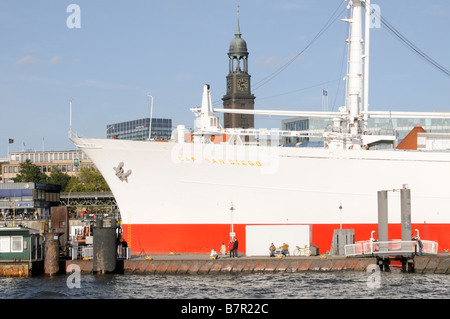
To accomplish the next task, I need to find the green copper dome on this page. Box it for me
[229,36,248,57]
[228,10,248,58]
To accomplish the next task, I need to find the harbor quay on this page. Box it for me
[0,192,447,276]
[2,252,450,277]
[59,253,450,275]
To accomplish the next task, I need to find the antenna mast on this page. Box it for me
[69,99,73,138]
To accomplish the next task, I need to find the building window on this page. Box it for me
[0,237,10,252]
[11,236,23,253]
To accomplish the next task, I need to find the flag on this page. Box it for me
[322,89,328,97]
[8,138,13,144]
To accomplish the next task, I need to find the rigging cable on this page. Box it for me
[367,3,450,78]
[211,78,340,107]
[331,36,348,112]
[252,1,347,91]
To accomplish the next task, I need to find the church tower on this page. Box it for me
[222,8,255,129]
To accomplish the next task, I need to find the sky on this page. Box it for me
[0,0,449,157]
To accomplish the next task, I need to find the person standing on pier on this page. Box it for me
[233,238,239,258]
[228,240,234,258]
[220,243,226,258]
[121,239,128,258]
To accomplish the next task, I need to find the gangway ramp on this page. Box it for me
[345,239,438,257]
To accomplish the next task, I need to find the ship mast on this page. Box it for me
[363,0,371,134]
[343,0,374,136]
[342,0,365,136]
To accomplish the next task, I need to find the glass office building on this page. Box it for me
[282,118,332,145]
[106,118,172,141]
[282,117,450,146]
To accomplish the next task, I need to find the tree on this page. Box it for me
[13,159,48,184]
[48,167,71,191]
[66,167,110,192]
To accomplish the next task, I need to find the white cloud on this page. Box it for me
[50,56,61,65]
[15,55,64,67]
[15,56,41,66]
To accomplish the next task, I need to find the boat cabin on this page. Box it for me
[0,227,43,261]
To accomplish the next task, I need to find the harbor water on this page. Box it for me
[1,271,449,299]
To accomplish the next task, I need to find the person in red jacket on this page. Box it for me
[228,240,234,258]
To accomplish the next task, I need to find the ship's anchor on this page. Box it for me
[113,162,132,182]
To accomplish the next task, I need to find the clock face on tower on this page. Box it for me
[237,78,249,91]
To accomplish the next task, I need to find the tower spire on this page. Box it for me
[223,6,254,129]
[235,5,241,37]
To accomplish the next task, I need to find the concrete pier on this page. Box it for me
[61,254,450,275]
[3,254,450,277]
[121,256,376,274]
[63,255,377,274]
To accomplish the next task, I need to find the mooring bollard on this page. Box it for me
[93,226,118,274]
[44,233,60,276]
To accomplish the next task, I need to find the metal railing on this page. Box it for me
[345,239,438,257]
[71,246,94,260]
[118,247,130,259]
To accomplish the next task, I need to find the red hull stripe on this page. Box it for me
[122,223,450,255]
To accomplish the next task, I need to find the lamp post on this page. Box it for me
[69,99,74,138]
[339,203,343,229]
[230,202,235,240]
[147,93,153,140]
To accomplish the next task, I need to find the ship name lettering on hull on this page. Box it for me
[177,156,261,167]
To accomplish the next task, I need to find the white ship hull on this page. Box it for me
[72,137,450,254]
[69,0,450,255]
